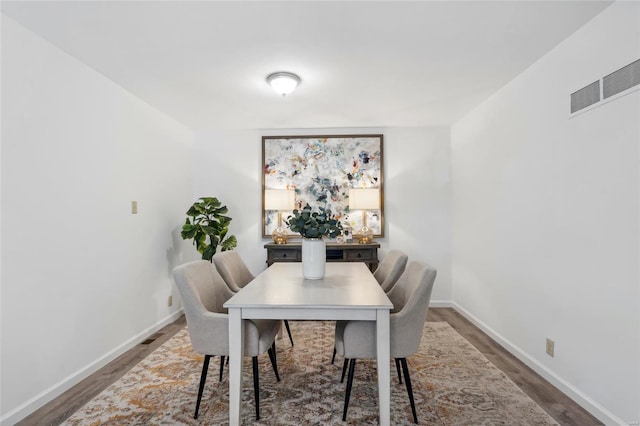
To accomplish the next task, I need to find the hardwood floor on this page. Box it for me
[17,316,187,426]
[427,308,601,426]
[18,308,600,425]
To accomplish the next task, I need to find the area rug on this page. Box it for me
[62,321,558,425]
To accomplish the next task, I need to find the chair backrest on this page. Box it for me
[213,250,255,292]
[172,260,229,355]
[373,250,408,292]
[388,261,437,359]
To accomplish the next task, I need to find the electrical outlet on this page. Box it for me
[546,338,555,357]
[131,200,138,214]
[168,295,173,307]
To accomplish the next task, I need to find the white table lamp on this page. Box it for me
[265,189,296,244]
[348,188,380,244]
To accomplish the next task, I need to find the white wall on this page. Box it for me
[192,127,452,302]
[7,1,634,423]
[0,16,195,424]
[451,2,639,424]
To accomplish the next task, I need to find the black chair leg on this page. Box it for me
[400,358,418,424]
[395,358,403,384]
[332,347,336,364]
[194,355,211,419]
[341,358,349,383]
[284,320,294,346]
[219,355,225,382]
[267,345,280,381]
[252,356,260,421]
[342,359,356,421]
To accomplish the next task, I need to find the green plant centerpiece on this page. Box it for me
[181,197,237,261]
[285,205,343,239]
[285,205,342,279]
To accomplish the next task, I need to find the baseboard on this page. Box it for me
[429,300,454,308]
[451,302,626,426]
[1,310,184,426]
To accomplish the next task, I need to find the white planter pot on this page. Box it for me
[302,238,326,279]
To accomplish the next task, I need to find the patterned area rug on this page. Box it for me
[63,321,558,425]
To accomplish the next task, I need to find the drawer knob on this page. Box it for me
[357,253,362,258]
[282,253,287,258]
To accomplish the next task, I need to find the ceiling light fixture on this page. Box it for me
[266,71,301,97]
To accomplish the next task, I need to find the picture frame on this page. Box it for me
[262,134,384,239]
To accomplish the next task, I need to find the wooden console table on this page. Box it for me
[264,242,380,271]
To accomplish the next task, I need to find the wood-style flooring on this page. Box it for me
[17,308,601,425]
[427,309,601,426]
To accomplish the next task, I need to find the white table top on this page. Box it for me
[224,262,392,310]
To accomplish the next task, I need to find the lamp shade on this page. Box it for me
[349,188,380,210]
[265,189,295,210]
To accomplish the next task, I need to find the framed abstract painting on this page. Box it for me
[262,134,384,239]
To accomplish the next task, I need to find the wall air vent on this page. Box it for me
[570,81,600,113]
[570,58,640,115]
[603,59,640,99]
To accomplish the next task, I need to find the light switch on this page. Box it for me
[546,338,554,357]
[131,201,138,214]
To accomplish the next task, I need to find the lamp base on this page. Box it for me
[357,226,373,244]
[272,226,288,245]
[358,235,374,244]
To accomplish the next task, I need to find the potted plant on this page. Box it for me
[285,205,342,279]
[180,197,237,261]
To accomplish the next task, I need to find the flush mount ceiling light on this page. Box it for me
[266,71,301,97]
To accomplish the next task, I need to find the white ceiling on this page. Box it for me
[2,1,613,130]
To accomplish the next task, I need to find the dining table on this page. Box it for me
[223,261,393,425]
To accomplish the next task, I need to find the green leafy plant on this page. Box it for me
[285,205,343,239]
[181,197,237,261]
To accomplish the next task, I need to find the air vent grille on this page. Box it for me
[570,58,640,115]
[603,59,640,99]
[571,81,600,113]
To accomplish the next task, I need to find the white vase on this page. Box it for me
[302,238,326,279]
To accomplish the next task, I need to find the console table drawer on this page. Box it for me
[345,248,376,261]
[269,248,300,261]
[265,242,379,271]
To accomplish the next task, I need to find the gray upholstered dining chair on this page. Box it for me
[334,261,437,424]
[374,249,408,293]
[173,260,281,421]
[330,249,409,365]
[213,250,294,347]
